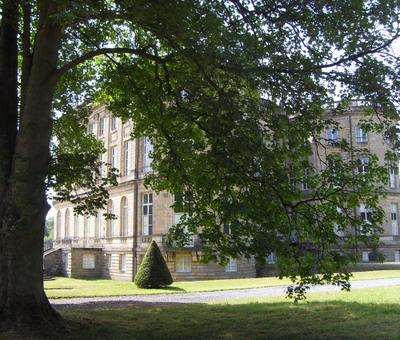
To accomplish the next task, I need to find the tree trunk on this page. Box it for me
[0,0,63,330]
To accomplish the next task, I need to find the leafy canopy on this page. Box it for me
[43,1,400,297]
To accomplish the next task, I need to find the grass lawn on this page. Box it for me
[44,269,400,299]
[12,285,398,339]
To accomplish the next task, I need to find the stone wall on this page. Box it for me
[70,248,102,279]
[102,251,134,281]
[43,248,62,277]
[164,252,256,281]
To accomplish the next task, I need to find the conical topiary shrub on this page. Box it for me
[134,240,173,288]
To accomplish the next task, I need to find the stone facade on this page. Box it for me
[317,103,400,262]
[51,103,400,282]
[52,105,256,281]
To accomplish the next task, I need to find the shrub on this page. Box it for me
[134,240,173,288]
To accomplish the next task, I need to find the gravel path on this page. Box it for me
[51,277,400,310]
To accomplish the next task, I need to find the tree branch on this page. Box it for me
[317,33,400,69]
[54,47,173,80]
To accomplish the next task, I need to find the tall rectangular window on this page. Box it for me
[123,141,132,176]
[355,126,368,143]
[176,254,191,273]
[100,153,107,176]
[111,116,117,130]
[106,254,112,270]
[74,214,79,238]
[99,117,105,136]
[302,167,310,190]
[110,146,118,170]
[144,137,153,172]
[143,193,153,235]
[95,211,101,238]
[88,123,95,135]
[389,165,398,188]
[119,254,126,272]
[391,203,398,236]
[360,204,372,235]
[360,204,372,223]
[358,158,369,175]
[84,215,90,239]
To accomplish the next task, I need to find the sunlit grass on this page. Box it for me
[44,270,400,299]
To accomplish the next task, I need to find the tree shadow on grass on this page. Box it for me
[55,300,400,340]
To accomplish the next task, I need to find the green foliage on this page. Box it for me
[44,217,54,241]
[90,0,400,298]
[24,0,400,297]
[49,106,118,217]
[134,241,173,288]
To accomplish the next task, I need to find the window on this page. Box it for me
[74,213,79,238]
[395,251,400,263]
[360,204,372,223]
[389,165,398,188]
[106,200,114,237]
[302,167,310,190]
[88,123,95,135]
[143,193,153,235]
[360,204,372,235]
[56,211,61,240]
[176,254,192,273]
[355,126,368,143]
[64,209,70,239]
[120,197,128,236]
[119,254,126,272]
[334,207,345,236]
[82,254,95,269]
[172,195,193,247]
[266,252,277,264]
[95,211,101,238]
[110,146,118,170]
[100,153,107,177]
[223,223,231,234]
[63,253,69,271]
[391,203,398,236]
[99,117,105,136]
[326,128,339,142]
[225,257,238,272]
[357,158,369,175]
[106,254,112,270]
[123,141,132,176]
[143,137,153,172]
[111,116,117,130]
[173,194,184,226]
[84,215,90,239]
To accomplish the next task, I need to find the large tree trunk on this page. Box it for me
[0,0,63,330]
